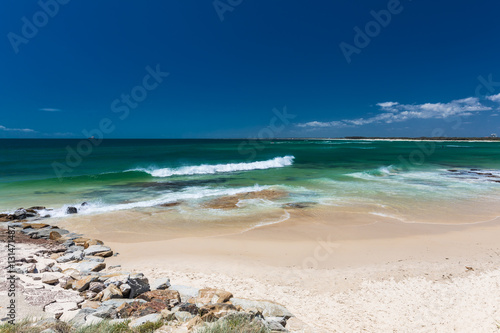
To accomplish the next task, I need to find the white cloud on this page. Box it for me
[39,108,61,112]
[486,93,500,103]
[0,125,35,133]
[298,96,494,128]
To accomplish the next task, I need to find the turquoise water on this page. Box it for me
[1,139,500,224]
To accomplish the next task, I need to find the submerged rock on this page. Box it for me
[66,207,78,214]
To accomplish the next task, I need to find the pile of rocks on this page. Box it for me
[1,219,294,332]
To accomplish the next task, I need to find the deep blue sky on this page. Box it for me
[1,0,500,138]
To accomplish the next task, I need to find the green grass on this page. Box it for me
[195,314,271,333]
[0,319,163,333]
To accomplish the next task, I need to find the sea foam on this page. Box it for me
[131,155,295,178]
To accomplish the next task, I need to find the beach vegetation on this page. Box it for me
[196,315,271,333]
[0,319,163,333]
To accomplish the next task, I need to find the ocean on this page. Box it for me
[1,139,500,228]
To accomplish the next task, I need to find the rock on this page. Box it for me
[128,273,150,298]
[59,276,76,289]
[26,263,37,273]
[60,308,96,327]
[199,303,238,319]
[120,283,131,298]
[101,298,147,308]
[84,256,105,263]
[169,285,200,303]
[42,273,60,285]
[56,250,84,263]
[84,245,111,256]
[66,245,85,253]
[89,282,105,293]
[73,275,98,292]
[81,291,98,300]
[62,268,82,280]
[44,301,79,315]
[128,313,163,328]
[136,289,181,303]
[265,319,288,331]
[81,202,89,206]
[159,201,181,207]
[73,237,90,246]
[202,189,288,209]
[23,222,49,229]
[285,317,310,331]
[94,250,113,257]
[93,304,117,318]
[84,239,104,249]
[190,288,232,305]
[49,231,62,240]
[50,253,62,260]
[161,308,176,321]
[101,284,123,301]
[62,240,75,248]
[229,298,293,319]
[81,300,101,309]
[175,311,195,322]
[13,208,27,219]
[186,315,203,330]
[281,202,314,209]
[28,206,46,210]
[66,206,78,214]
[85,314,104,325]
[104,274,130,287]
[151,278,171,290]
[70,261,106,273]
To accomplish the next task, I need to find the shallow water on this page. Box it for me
[1,139,500,227]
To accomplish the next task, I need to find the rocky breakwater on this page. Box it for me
[0,217,296,332]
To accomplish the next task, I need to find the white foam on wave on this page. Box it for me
[45,185,271,218]
[129,156,295,178]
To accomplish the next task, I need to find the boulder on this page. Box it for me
[120,283,131,298]
[161,308,176,321]
[41,274,60,285]
[151,278,171,290]
[128,273,150,298]
[169,285,199,303]
[80,301,101,309]
[189,288,232,305]
[66,245,85,253]
[69,261,106,273]
[73,237,90,246]
[59,276,76,289]
[84,239,103,249]
[56,250,84,263]
[89,282,105,293]
[128,313,163,328]
[73,275,98,292]
[101,284,123,301]
[84,245,111,256]
[229,298,294,319]
[13,209,27,219]
[66,207,78,214]
[175,311,195,322]
[44,301,79,315]
[94,250,113,257]
[186,315,204,330]
[136,289,180,303]
[104,274,129,287]
[28,206,46,211]
[199,303,238,319]
[49,231,62,240]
